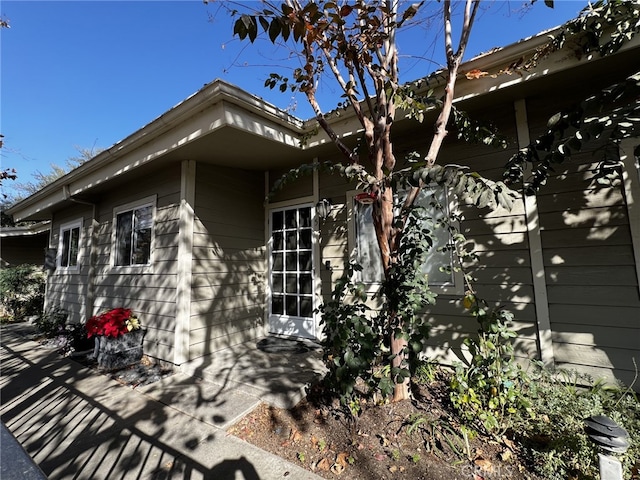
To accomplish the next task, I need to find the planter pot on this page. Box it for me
[93,329,145,371]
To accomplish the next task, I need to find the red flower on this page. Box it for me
[85,308,139,338]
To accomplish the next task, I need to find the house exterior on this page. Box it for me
[7,26,640,388]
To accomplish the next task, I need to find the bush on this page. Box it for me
[0,264,45,321]
[449,295,532,436]
[518,368,640,480]
[35,305,68,337]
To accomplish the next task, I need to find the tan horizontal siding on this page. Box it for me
[471,249,532,268]
[188,165,266,361]
[189,327,262,358]
[268,167,313,202]
[467,231,529,251]
[466,266,533,286]
[541,226,632,248]
[192,234,264,251]
[192,245,264,263]
[191,282,262,303]
[549,304,639,328]
[552,324,639,350]
[189,308,262,331]
[545,265,638,286]
[547,285,639,307]
[536,140,640,387]
[190,299,263,317]
[553,343,638,373]
[539,206,630,231]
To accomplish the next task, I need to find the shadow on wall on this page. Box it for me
[424,149,640,389]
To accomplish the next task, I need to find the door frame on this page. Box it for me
[266,197,320,340]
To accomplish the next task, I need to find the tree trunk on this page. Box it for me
[391,330,410,401]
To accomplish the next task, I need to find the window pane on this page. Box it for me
[415,187,453,285]
[299,229,312,249]
[285,231,297,250]
[273,232,283,251]
[285,252,297,271]
[285,210,297,228]
[299,274,312,294]
[69,227,80,267]
[300,297,312,317]
[422,248,454,285]
[354,186,455,285]
[272,295,284,315]
[272,211,283,231]
[286,274,297,293]
[272,274,283,293]
[61,229,71,267]
[299,251,312,271]
[115,211,133,266]
[286,295,298,316]
[272,252,283,271]
[299,207,311,227]
[132,206,152,265]
[356,202,384,283]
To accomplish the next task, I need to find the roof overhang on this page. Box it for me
[0,221,51,237]
[8,80,308,221]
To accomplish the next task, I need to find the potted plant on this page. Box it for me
[86,308,145,370]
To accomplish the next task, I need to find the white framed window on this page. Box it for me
[58,219,82,270]
[112,196,156,267]
[347,186,463,294]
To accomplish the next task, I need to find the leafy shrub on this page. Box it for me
[0,264,45,320]
[449,295,532,436]
[35,306,67,337]
[519,368,640,480]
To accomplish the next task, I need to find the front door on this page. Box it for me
[268,204,316,339]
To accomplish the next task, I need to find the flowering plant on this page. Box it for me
[85,308,140,338]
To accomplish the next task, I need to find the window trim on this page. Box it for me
[346,189,463,296]
[111,195,157,270]
[57,218,83,271]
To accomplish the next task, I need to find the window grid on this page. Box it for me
[270,206,314,319]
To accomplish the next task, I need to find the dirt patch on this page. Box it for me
[228,374,542,480]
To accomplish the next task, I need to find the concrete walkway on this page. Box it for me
[0,326,324,480]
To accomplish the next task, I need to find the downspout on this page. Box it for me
[63,185,97,322]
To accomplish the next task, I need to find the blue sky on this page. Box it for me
[1,1,587,199]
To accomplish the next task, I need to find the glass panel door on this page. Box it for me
[269,204,315,338]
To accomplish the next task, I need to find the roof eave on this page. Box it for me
[7,79,306,221]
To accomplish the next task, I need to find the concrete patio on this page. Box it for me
[0,323,326,480]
